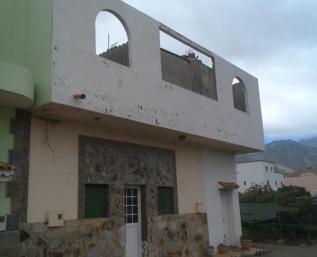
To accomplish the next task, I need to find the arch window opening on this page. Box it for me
[232,77,247,112]
[159,30,217,100]
[95,11,129,67]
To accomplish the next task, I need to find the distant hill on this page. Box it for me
[299,136,317,149]
[236,138,317,171]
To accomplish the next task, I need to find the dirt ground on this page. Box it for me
[255,243,317,257]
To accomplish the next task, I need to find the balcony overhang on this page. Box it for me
[33,103,264,154]
[0,60,34,108]
[218,181,239,190]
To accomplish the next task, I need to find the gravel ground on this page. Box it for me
[255,244,317,257]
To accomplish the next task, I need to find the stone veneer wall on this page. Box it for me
[8,109,31,224]
[9,213,208,257]
[149,213,209,257]
[78,136,178,244]
[19,218,124,257]
[0,109,31,254]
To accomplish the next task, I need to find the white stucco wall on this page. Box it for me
[202,150,242,248]
[236,161,284,192]
[27,117,206,223]
[49,0,264,152]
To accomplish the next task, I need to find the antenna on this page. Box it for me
[108,33,110,50]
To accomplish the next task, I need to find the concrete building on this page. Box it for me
[236,161,284,192]
[0,0,264,256]
[285,176,317,197]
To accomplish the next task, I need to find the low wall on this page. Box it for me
[19,218,125,257]
[149,213,209,257]
[1,213,209,257]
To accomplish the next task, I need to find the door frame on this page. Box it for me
[220,190,234,245]
[125,186,142,257]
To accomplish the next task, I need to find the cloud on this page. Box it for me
[118,0,317,138]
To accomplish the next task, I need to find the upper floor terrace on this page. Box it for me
[0,0,264,153]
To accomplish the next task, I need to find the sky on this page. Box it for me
[96,0,317,142]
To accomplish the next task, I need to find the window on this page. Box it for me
[275,181,278,186]
[159,30,217,100]
[267,180,270,185]
[96,11,129,66]
[243,181,247,186]
[158,187,175,215]
[85,184,109,218]
[265,166,268,172]
[232,77,247,112]
[281,182,283,186]
[125,188,139,224]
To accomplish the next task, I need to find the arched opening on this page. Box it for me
[232,77,247,112]
[95,11,129,67]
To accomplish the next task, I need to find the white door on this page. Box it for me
[220,191,230,245]
[125,187,142,257]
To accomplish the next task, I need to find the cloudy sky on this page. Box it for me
[97,0,317,142]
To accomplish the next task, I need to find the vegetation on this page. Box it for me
[240,185,317,243]
[240,184,311,204]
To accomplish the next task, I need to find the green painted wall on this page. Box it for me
[0,0,52,215]
[0,106,14,163]
[0,184,10,215]
[0,60,34,107]
[0,105,15,214]
[0,0,52,105]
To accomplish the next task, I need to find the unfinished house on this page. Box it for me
[0,0,264,256]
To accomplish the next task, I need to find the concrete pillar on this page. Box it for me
[202,149,242,252]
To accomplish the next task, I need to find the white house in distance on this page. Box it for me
[236,160,284,192]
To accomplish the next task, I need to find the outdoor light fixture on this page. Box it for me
[73,93,86,100]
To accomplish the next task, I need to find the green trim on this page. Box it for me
[0,183,10,214]
[0,0,52,106]
[0,60,34,108]
[0,106,14,162]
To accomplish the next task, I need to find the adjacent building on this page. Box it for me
[0,0,264,256]
[236,160,284,192]
[285,176,317,197]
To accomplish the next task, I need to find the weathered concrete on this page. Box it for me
[102,45,217,100]
[232,80,247,112]
[161,50,217,100]
[47,0,264,153]
[100,43,129,67]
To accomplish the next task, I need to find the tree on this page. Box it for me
[239,184,275,203]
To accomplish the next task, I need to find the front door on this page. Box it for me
[125,187,142,257]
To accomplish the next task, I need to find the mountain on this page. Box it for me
[274,164,297,175]
[236,139,317,170]
[299,136,317,149]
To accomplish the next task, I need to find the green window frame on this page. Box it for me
[158,187,175,215]
[85,184,110,218]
